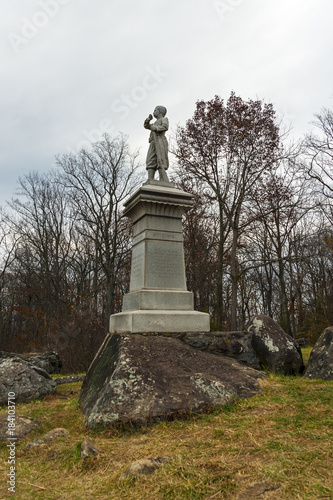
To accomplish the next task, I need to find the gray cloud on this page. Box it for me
[1,0,332,204]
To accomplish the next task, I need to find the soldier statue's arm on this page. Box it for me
[144,114,153,129]
[149,117,169,133]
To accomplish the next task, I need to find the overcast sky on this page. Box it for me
[0,0,332,206]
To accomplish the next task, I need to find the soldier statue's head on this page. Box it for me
[154,106,167,118]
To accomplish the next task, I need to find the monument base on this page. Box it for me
[123,290,194,311]
[109,310,210,333]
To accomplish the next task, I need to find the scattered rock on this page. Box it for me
[0,351,61,374]
[305,326,333,380]
[124,456,170,478]
[238,482,281,498]
[24,428,69,449]
[55,375,85,385]
[182,331,261,370]
[0,414,42,442]
[79,333,264,429]
[80,438,101,460]
[0,358,57,404]
[247,315,304,375]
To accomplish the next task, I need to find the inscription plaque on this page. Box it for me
[130,243,145,291]
[145,240,186,289]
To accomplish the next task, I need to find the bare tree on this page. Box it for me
[4,171,76,347]
[56,133,143,327]
[173,175,219,316]
[249,166,313,335]
[174,92,281,330]
[304,107,333,223]
[0,206,19,348]
[1,134,142,368]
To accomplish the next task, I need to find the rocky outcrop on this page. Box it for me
[0,351,61,374]
[181,331,261,370]
[79,333,264,429]
[247,315,304,375]
[0,357,57,404]
[305,326,333,380]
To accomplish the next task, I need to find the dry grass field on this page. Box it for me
[1,354,332,499]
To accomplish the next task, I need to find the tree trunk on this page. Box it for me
[230,225,239,331]
[277,249,291,335]
[216,204,225,329]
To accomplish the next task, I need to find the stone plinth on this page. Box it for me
[110,310,210,333]
[109,181,210,333]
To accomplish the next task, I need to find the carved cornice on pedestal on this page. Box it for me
[124,184,194,222]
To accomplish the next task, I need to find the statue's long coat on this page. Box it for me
[146,117,169,171]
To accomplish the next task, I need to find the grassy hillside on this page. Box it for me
[1,372,332,499]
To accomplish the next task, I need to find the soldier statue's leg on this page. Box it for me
[147,168,155,180]
[158,167,169,182]
[146,142,157,180]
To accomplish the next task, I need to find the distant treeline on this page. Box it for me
[1,94,332,372]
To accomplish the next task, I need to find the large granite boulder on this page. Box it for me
[247,315,304,375]
[0,351,61,374]
[26,352,62,374]
[0,357,57,404]
[79,333,264,429]
[305,326,333,380]
[181,331,261,370]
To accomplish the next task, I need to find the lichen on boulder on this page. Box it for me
[305,326,333,380]
[0,351,61,374]
[79,333,264,429]
[247,315,304,375]
[0,357,56,404]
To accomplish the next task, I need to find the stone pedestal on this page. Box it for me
[109,180,210,333]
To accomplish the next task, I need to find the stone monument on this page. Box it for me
[109,106,210,333]
[79,107,265,429]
